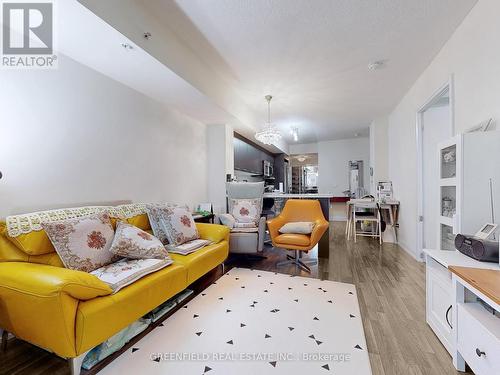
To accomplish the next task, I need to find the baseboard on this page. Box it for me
[397,241,422,262]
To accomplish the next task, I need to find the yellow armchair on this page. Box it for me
[267,199,329,272]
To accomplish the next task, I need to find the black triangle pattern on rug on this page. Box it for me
[226,309,232,313]
[265,334,271,338]
[313,317,319,320]
[288,327,294,331]
[240,323,246,327]
[193,314,199,318]
[203,365,212,373]
[269,361,277,367]
[328,300,333,303]
[195,332,203,336]
[131,348,139,353]
[309,334,315,339]
[350,314,356,318]
[270,309,280,313]
[201,293,206,296]
[316,340,323,345]
[322,364,330,371]
[153,357,160,363]
[226,340,233,345]
[355,344,363,350]
[294,299,299,302]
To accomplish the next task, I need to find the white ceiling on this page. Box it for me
[57,1,232,126]
[158,0,477,143]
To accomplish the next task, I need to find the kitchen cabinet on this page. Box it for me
[233,134,275,174]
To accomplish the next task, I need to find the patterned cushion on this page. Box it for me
[145,204,169,244]
[229,198,262,224]
[109,221,170,260]
[90,258,173,293]
[158,205,199,246]
[42,213,117,272]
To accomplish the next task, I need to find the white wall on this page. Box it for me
[388,0,500,259]
[369,117,389,193]
[0,54,208,217]
[317,137,370,196]
[207,124,234,214]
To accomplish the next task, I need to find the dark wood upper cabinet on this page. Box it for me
[234,133,275,174]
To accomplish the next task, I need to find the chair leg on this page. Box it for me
[1,330,8,353]
[68,350,90,375]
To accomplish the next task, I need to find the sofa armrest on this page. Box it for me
[196,223,230,244]
[0,262,112,357]
[0,262,112,300]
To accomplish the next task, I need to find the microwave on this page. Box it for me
[263,160,273,177]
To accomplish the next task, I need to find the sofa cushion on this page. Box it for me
[125,213,151,231]
[109,222,170,260]
[170,241,228,284]
[42,213,117,272]
[275,233,311,247]
[75,263,187,354]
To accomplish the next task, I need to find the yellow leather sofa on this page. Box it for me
[0,206,229,367]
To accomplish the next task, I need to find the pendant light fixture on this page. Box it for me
[255,95,281,145]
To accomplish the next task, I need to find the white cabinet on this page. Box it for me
[456,303,500,375]
[426,255,454,354]
[437,131,500,251]
[424,249,500,359]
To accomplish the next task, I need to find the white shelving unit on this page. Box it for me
[437,136,462,251]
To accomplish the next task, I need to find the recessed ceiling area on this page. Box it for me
[167,0,476,143]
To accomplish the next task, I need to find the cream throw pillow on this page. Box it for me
[229,198,261,224]
[42,212,117,272]
[278,221,315,235]
[109,221,170,260]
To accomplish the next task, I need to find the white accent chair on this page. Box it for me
[223,182,266,255]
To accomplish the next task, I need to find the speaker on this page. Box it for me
[455,234,499,263]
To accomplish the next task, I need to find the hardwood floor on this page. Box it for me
[0,222,469,375]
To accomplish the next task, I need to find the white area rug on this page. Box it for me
[100,268,372,375]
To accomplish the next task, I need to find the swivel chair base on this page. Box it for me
[277,250,317,273]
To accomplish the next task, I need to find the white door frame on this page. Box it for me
[415,75,455,259]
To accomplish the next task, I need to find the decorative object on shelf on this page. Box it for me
[442,196,456,218]
[465,117,494,133]
[254,95,281,145]
[443,149,456,163]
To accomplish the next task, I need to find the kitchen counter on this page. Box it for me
[263,193,334,198]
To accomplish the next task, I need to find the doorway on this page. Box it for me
[416,79,454,258]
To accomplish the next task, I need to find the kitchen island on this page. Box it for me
[263,193,333,258]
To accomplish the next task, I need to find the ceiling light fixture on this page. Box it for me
[255,95,281,145]
[121,43,134,50]
[368,60,385,71]
[291,127,299,142]
[296,155,307,162]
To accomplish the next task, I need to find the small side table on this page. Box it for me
[193,213,215,224]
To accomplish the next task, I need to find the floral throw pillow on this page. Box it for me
[146,204,169,244]
[229,198,262,224]
[109,221,170,260]
[42,212,117,273]
[157,205,199,246]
